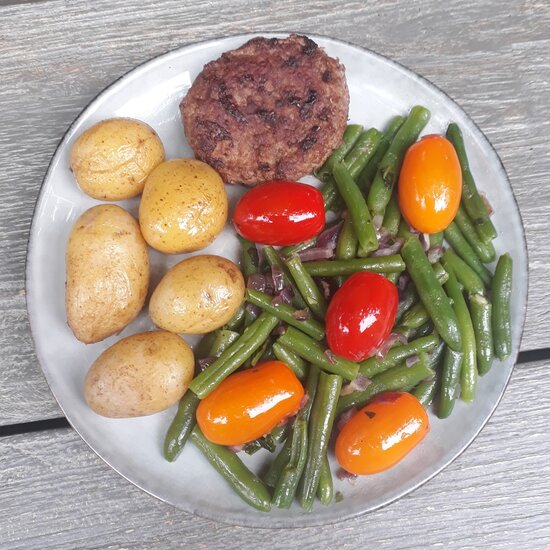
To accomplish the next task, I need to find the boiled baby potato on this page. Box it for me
[70,117,165,200]
[150,255,244,334]
[84,330,194,418]
[139,159,228,254]
[66,204,149,344]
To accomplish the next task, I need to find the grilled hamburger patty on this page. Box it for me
[180,35,349,185]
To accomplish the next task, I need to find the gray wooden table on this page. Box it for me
[1,0,549,548]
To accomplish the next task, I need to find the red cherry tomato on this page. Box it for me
[326,272,398,362]
[233,181,325,246]
[398,134,462,234]
[196,360,304,446]
[335,392,429,475]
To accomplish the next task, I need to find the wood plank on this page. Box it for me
[0,0,548,424]
[1,360,549,548]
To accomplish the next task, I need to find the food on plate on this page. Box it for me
[138,158,228,254]
[233,181,325,246]
[84,330,194,418]
[325,272,398,362]
[196,360,304,446]
[65,204,149,344]
[149,255,244,334]
[335,392,429,475]
[69,117,165,200]
[180,34,349,185]
[398,135,462,233]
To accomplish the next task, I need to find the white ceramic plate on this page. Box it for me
[26,34,528,527]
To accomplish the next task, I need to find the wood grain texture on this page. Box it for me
[0,0,547,422]
[1,359,548,549]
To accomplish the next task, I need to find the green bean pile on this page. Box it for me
[163,108,513,512]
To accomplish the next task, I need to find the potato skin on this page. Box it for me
[150,255,245,334]
[66,205,149,344]
[84,331,194,418]
[70,118,165,200]
[139,159,228,254]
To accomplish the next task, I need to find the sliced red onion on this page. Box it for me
[406,355,420,368]
[245,302,261,320]
[197,357,216,372]
[324,349,337,365]
[271,286,293,306]
[247,273,267,292]
[336,407,357,432]
[337,468,358,482]
[375,332,408,359]
[298,246,334,262]
[397,273,410,292]
[318,278,333,300]
[427,245,445,264]
[372,237,404,257]
[316,221,343,250]
[299,392,310,411]
[292,308,311,320]
[377,226,392,245]
[228,444,245,453]
[271,265,285,292]
[480,192,494,215]
[420,232,431,252]
[272,323,287,336]
[246,245,259,269]
[340,374,372,396]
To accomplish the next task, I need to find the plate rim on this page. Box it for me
[25,31,529,528]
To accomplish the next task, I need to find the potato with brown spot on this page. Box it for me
[149,255,244,334]
[70,118,165,200]
[84,331,194,418]
[66,204,149,343]
[139,159,228,254]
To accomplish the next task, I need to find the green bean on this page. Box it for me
[398,301,430,331]
[264,440,292,488]
[303,256,405,277]
[272,417,308,508]
[444,221,492,286]
[239,236,259,278]
[367,106,431,216]
[469,293,494,375]
[246,289,324,341]
[277,327,359,381]
[193,332,217,360]
[299,372,342,511]
[410,321,435,340]
[432,262,449,285]
[412,353,440,407]
[358,115,406,192]
[397,219,414,240]
[492,253,513,360]
[395,285,419,323]
[190,313,279,398]
[337,357,433,415]
[286,254,327,319]
[208,329,241,357]
[316,457,334,505]
[401,237,462,351]
[280,238,316,259]
[382,192,402,237]
[426,339,446,370]
[224,304,245,331]
[437,347,464,418]
[443,263,477,403]
[386,272,401,285]
[454,205,496,263]
[446,123,497,242]
[321,180,343,213]
[316,124,364,183]
[272,342,308,381]
[263,246,307,309]
[189,427,271,512]
[333,163,378,255]
[443,249,485,295]
[163,391,200,462]
[343,128,383,179]
[360,334,439,378]
[430,232,444,247]
[336,216,358,260]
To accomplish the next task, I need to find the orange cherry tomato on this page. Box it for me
[398,135,462,234]
[196,360,304,446]
[335,392,429,475]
